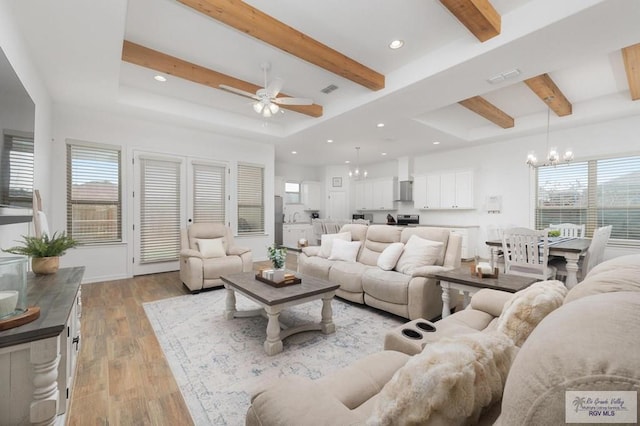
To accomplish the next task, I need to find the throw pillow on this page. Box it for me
[394,235,444,275]
[196,238,226,258]
[496,280,567,347]
[328,239,361,262]
[368,331,516,426]
[377,242,405,271]
[319,231,351,258]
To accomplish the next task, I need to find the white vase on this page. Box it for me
[272,268,285,283]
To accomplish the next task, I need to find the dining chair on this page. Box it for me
[501,227,556,280]
[549,223,586,238]
[551,225,612,283]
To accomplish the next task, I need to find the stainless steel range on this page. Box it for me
[396,214,419,226]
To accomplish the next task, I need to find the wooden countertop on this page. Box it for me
[0,266,84,348]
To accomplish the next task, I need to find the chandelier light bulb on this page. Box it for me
[253,102,264,114]
[268,103,279,114]
[564,149,574,162]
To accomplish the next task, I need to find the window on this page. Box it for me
[237,163,264,234]
[1,131,34,208]
[536,155,640,245]
[284,181,300,204]
[193,162,226,224]
[67,142,121,244]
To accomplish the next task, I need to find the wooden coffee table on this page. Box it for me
[220,271,339,356]
[434,267,538,318]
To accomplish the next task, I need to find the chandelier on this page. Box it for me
[348,147,368,179]
[252,99,279,117]
[526,98,574,168]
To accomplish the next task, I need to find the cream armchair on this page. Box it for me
[179,223,252,293]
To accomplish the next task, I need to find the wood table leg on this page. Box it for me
[320,295,335,334]
[224,287,237,320]
[264,307,283,356]
[564,253,581,289]
[441,281,451,318]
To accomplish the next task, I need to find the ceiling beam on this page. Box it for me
[121,40,323,118]
[459,96,514,128]
[524,74,572,116]
[177,0,385,91]
[439,0,501,42]
[622,43,640,101]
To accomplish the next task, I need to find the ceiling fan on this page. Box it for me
[219,62,313,117]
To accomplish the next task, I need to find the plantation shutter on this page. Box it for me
[139,157,181,263]
[66,143,121,243]
[2,131,34,207]
[193,162,226,224]
[237,163,264,234]
[535,161,588,231]
[593,156,640,241]
[536,155,640,244]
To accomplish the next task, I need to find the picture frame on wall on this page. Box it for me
[332,177,342,188]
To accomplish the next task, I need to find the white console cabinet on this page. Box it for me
[283,223,313,248]
[0,267,84,426]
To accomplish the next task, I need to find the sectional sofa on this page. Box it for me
[297,224,462,320]
[247,253,640,425]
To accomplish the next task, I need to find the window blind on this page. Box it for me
[66,143,121,243]
[237,163,264,234]
[139,157,181,263]
[193,162,226,224]
[1,132,34,207]
[536,155,640,244]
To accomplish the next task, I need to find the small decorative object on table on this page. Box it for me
[470,260,499,278]
[548,229,561,237]
[2,231,78,275]
[266,244,288,283]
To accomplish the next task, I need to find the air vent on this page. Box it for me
[321,84,339,94]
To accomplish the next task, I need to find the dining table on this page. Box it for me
[485,237,591,288]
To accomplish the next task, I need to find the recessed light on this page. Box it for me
[377,123,385,128]
[154,75,167,82]
[291,151,297,154]
[433,141,441,145]
[389,40,404,49]
[381,152,387,156]
[345,160,350,164]
[327,139,333,143]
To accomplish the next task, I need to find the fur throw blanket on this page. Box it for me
[496,280,567,347]
[368,332,516,426]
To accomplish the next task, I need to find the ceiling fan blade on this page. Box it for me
[265,77,284,97]
[274,97,313,106]
[219,84,260,100]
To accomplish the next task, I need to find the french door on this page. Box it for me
[132,151,228,276]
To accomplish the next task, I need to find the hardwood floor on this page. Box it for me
[67,254,299,425]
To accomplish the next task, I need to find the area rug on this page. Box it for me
[143,289,405,425]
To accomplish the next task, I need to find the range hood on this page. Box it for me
[396,181,413,202]
[395,157,413,201]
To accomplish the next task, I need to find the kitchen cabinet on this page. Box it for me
[413,174,441,209]
[354,177,397,211]
[301,181,322,211]
[283,223,312,248]
[413,170,473,210]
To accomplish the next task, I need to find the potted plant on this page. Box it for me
[2,232,78,275]
[266,244,287,282]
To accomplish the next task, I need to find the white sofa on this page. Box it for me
[247,254,640,426]
[298,224,462,320]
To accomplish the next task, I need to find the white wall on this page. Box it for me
[0,3,53,257]
[51,105,275,283]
